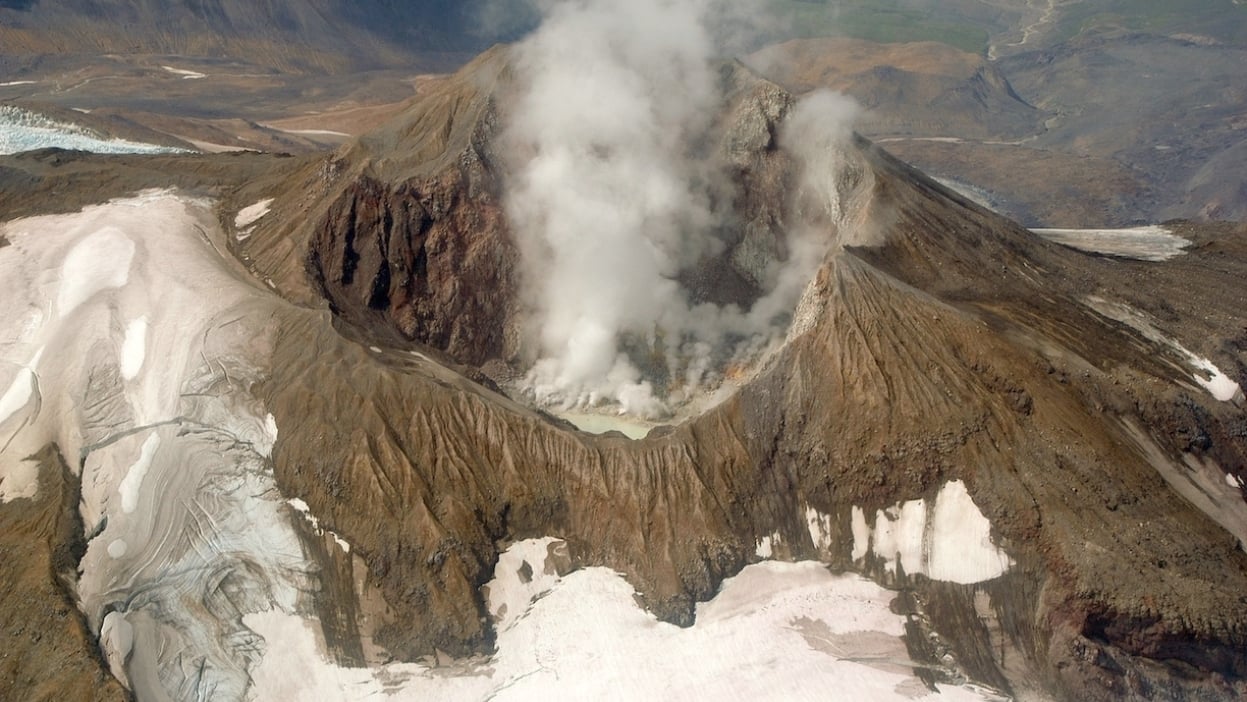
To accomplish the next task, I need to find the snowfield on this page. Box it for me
[247,542,1004,702]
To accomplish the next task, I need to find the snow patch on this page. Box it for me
[286,495,347,551]
[118,433,160,514]
[0,458,39,502]
[854,480,1012,584]
[330,532,351,553]
[1033,226,1190,262]
[755,533,779,559]
[1188,355,1242,402]
[805,506,834,553]
[234,199,273,229]
[161,66,206,79]
[850,506,870,561]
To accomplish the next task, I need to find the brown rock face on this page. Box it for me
[243,50,1247,702]
[0,447,128,702]
[310,168,516,366]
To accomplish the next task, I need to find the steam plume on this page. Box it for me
[500,0,862,418]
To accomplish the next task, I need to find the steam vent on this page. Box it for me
[1,2,1246,701]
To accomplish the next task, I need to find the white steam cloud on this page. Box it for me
[501,0,862,419]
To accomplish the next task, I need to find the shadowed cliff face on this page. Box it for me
[229,47,1247,701]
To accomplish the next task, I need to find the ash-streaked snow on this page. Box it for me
[0,106,190,156]
[1085,296,1244,403]
[1121,418,1247,553]
[246,542,1004,701]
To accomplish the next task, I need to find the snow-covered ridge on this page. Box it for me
[0,105,190,156]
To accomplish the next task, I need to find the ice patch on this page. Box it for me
[854,480,1012,584]
[1121,419,1247,552]
[120,316,147,381]
[118,433,161,514]
[57,227,136,314]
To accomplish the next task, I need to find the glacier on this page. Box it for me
[0,105,190,156]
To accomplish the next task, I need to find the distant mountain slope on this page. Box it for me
[0,0,514,71]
